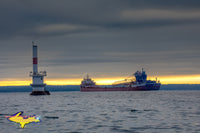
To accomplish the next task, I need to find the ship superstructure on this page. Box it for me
[30,42,50,95]
[80,75,98,88]
[80,69,161,91]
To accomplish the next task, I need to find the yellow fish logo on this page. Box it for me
[5,111,41,128]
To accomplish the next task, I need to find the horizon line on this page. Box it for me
[0,74,200,86]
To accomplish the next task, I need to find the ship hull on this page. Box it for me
[80,84,160,92]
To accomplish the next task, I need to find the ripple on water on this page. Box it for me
[44,116,59,119]
[1,91,200,133]
[130,109,158,113]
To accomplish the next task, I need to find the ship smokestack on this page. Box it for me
[30,42,50,95]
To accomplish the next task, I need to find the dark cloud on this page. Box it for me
[0,0,200,80]
[1,0,200,38]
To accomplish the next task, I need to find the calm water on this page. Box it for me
[0,91,200,133]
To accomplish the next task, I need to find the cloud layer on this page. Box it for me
[0,0,200,80]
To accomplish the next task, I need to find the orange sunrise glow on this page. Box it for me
[0,75,200,86]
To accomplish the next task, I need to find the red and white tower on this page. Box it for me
[30,42,50,95]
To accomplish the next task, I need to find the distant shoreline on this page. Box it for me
[0,84,200,92]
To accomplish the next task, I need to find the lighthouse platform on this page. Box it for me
[30,43,50,95]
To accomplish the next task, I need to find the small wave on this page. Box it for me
[130,109,158,112]
[143,109,157,112]
[130,109,139,112]
[0,113,10,116]
[44,116,59,119]
[54,110,65,112]
[42,111,48,113]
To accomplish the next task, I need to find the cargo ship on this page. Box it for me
[80,69,161,91]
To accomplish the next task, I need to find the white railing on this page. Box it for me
[29,71,47,76]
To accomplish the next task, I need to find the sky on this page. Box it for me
[0,0,200,86]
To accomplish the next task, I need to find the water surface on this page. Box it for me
[0,91,200,133]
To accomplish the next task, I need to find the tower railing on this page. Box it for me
[29,71,47,76]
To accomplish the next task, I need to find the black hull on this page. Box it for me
[30,91,50,95]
